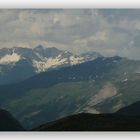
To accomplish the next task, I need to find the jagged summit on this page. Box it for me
[0,45,101,84]
[34,44,44,49]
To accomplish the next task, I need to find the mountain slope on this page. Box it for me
[34,101,140,131]
[0,56,125,129]
[0,108,24,131]
[0,56,122,103]
[1,56,140,129]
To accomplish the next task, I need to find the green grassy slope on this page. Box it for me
[3,77,140,129]
[2,81,100,129]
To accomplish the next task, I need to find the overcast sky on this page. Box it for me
[1,9,140,59]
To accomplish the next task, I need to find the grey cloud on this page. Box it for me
[0,9,140,59]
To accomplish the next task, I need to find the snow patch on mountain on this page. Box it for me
[35,52,44,60]
[32,55,68,73]
[0,46,102,73]
[69,56,84,65]
[33,53,85,73]
[0,52,21,65]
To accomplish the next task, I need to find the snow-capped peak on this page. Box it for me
[0,52,21,65]
[0,46,102,73]
[32,53,85,73]
[69,56,84,65]
[32,56,68,73]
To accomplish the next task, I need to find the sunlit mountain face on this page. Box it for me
[0,45,101,85]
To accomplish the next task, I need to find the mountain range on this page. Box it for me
[0,46,140,130]
[0,45,101,85]
[1,53,140,129]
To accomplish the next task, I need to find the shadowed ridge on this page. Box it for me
[33,113,140,131]
[116,101,140,116]
[0,108,24,131]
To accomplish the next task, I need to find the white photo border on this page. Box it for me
[0,0,140,140]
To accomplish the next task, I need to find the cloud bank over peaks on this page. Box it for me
[0,9,140,59]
